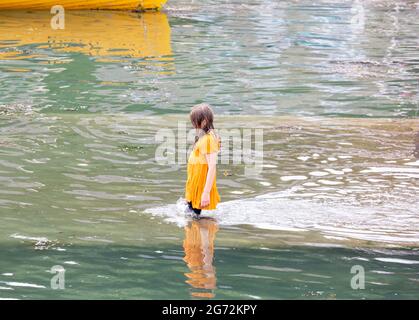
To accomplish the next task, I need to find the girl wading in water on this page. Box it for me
[185,104,221,217]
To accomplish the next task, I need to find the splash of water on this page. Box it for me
[145,185,419,246]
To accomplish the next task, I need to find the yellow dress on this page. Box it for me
[185,132,220,210]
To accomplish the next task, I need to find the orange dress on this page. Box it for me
[185,132,220,210]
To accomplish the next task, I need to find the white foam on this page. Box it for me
[10,234,48,242]
[375,258,419,265]
[297,156,310,161]
[324,169,345,175]
[0,281,45,289]
[318,179,343,185]
[144,188,419,245]
[309,171,329,177]
[280,175,307,181]
[361,167,419,174]
[0,287,13,290]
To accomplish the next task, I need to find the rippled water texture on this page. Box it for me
[0,0,418,299]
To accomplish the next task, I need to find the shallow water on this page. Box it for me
[0,0,419,299]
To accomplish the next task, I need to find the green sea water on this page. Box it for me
[0,0,418,299]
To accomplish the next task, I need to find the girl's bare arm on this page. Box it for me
[201,152,217,207]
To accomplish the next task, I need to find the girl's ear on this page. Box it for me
[201,119,207,129]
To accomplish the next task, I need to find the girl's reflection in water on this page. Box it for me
[183,217,219,299]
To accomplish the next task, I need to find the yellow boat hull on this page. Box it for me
[0,0,167,11]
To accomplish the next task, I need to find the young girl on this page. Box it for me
[185,103,220,216]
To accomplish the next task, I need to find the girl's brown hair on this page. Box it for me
[190,103,215,133]
[190,103,217,144]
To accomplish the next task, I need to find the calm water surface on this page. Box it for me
[0,0,418,299]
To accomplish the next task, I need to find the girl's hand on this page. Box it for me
[201,191,210,208]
